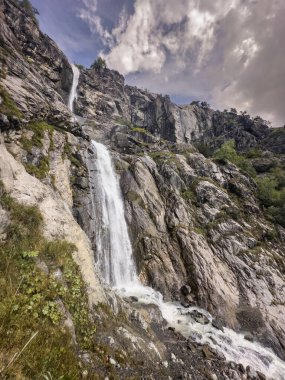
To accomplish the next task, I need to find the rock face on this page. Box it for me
[0,0,73,124]
[1,0,285,378]
[75,66,284,153]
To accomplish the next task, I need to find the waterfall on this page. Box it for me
[88,141,137,286]
[68,64,80,113]
[89,140,285,380]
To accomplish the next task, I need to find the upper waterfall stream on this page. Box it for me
[68,64,80,113]
[68,62,285,380]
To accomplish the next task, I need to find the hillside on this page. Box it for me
[0,1,285,379]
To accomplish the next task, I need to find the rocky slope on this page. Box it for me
[0,1,285,379]
[74,57,285,360]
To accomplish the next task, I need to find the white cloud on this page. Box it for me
[79,0,285,127]
[79,0,114,46]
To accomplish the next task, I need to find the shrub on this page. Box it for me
[214,140,256,177]
[20,0,39,20]
[194,142,212,158]
[91,56,107,70]
[256,164,285,227]
[0,85,23,118]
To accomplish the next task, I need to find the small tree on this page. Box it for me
[200,101,210,109]
[20,0,39,17]
[91,57,107,70]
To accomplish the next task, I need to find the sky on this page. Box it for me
[31,0,285,127]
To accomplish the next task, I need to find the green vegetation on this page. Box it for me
[213,141,285,227]
[256,166,285,227]
[214,140,256,177]
[63,140,81,168]
[0,182,94,378]
[20,121,54,152]
[194,142,213,158]
[116,117,132,127]
[131,126,151,135]
[91,56,107,70]
[149,150,175,161]
[25,156,50,180]
[19,121,56,180]
[245,147,263,159]
[0,85,23,118]
[181,189,197,205]
[19,0,39,22]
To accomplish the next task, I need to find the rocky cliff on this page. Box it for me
[0,1,285,379]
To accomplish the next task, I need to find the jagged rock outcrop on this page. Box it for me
[75,65,284,154]
[0,0,73,125]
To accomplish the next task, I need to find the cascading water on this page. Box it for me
[68,63,285,379]
[88,141,137,286]
[89,141,285,380]
[68,64,80,113]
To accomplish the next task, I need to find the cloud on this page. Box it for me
[79,0,114,46]
[79,0,285,126]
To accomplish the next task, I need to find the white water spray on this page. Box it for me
[68,64,80,113]
[89,141,137,286]
[89,140,285,380]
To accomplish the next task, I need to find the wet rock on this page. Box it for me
[228,370,240,380]
[244,332,254,342]
[246,366,258,379]
[202,346,216,360]
[256,371,266,380]
[212,319,224,332]
[0,113,9,130]
[124,296,139,303]
[180,284,192,296]
[237,364,246,374]
[188,310,210,325]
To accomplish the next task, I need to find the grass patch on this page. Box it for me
[25,156,50,180]
[20,121,54,152]
[19,121,57,180]
[0,85,23,118]
[0,182,94,378]
[131,126,151,136]
[181,189,197,205]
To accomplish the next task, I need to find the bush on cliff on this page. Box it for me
[19,0,39,21]
[214,140,256,177]
[91,56,107,70]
